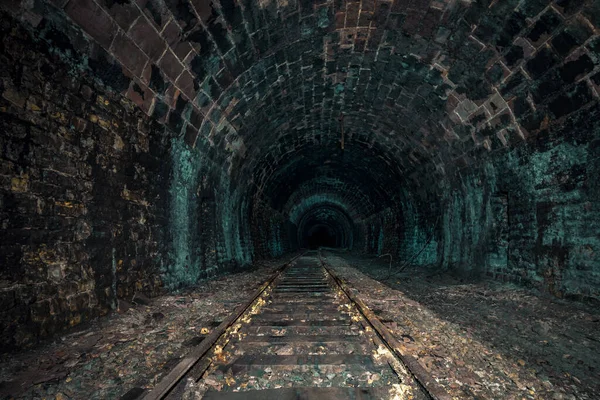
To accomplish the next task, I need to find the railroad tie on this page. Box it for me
[144,252,447,400]
[196,255,424,400]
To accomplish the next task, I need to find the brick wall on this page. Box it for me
[250,197,291,259]
[440,102,600,301]
[0,15,172,350]
[0,11,284,350]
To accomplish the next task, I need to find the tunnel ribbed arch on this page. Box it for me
[201,51,454,188]
[283,177,377,220]
[295,204,355,249]
[240,122,440,195]
[244,140,411,214]
[7,0,592,276]
[289,197,355,226]
[2,0,600,353]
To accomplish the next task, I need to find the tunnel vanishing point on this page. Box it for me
[0,0,600,372]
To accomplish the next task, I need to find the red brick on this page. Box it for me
[164,84,180,108]
[126,80,155,115]
[65,0,117,49]
[335,12,345,29]
[110,31,148,77]
[159,49,184,82]
[174,41,194,61]
[176,70,197,101]
[189,107,205,129]
[128,17,167,61]
[190,0,214,23]
[358,11,372,27]
[161,19,182,46]
[140,63,152,85]
[184,123,199,147]
[345,2,360,27]
[136,0,169,30]
[97,0,141,31]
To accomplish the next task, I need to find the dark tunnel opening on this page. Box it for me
[305,224,337,249]
[294,203,356,251]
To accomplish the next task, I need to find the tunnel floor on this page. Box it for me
[1,253,598,400]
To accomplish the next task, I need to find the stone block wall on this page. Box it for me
[357,201,439,268]
[440,103,600,301]
[0,14,172,350]
[0,11,286,350]
[1,0,599,349]
[250,197,290,259]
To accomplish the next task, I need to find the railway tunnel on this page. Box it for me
[0,0,599,398]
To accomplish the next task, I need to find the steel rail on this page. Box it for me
[318,251,453,400]
[141,250,451,400]
[142,252,305,400]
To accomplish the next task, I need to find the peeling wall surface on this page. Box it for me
[0,0,599,350]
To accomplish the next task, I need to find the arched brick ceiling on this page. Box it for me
[12,0,600,218]
[248,139,407,210]
[283,177,378,219]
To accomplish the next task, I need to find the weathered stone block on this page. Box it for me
[128,16,167,62]
[110,30,148,76]
[64,0,116,48]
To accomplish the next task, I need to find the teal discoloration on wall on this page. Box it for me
[164,134,268,291]
[416,237,438,265]
[250,197,290,259]
[317,6,330,28]
[437,132,600,302]
[165,138,203,290]
[382,195,439,267]
[376,227,384,256]
[442,189,463,268]
[269,224,283,257]
[528,142,598,299]
[240,196,255,261]
[216,183,249,265]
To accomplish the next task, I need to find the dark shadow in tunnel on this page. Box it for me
[306,224,337,249]
[294,204,354,250]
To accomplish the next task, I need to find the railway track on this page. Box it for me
[142,251,451,400]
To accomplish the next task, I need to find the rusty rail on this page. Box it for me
[318,251,452,400]
[141,252,305,400]
[141,251,452,400]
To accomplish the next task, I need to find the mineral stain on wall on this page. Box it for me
[165,137,203,290]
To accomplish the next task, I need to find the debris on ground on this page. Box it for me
[192,255,416,399]
[0,255,298,400]
[4,249,598,400]
[323,250,600,400]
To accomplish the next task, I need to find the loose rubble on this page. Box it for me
[3,249,598,400]
[0,255,298,400]
[323,250,600,400]
[189,255,417,399]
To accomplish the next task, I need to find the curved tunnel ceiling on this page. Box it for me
[284,176,379,219]
[251,141,406,211]
[14,0,600,234]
